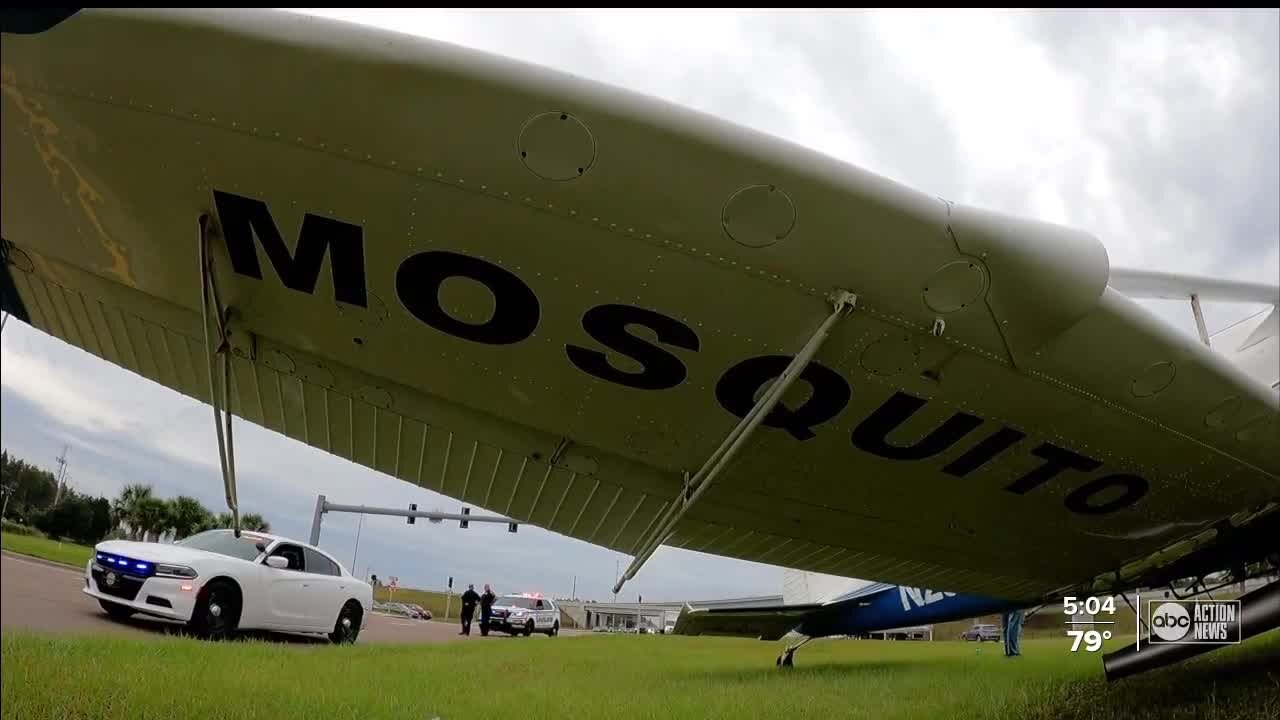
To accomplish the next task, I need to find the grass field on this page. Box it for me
[373,585,458,619]
[3,629,1277,719]
[0,533,92,567]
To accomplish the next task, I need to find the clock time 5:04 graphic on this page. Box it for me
[1063,595,1117,652]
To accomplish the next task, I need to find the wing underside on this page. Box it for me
[2,9,1277,603]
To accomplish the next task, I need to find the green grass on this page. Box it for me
[0,532,92,568]
[3,630,1277,719]
[373,585,459,619]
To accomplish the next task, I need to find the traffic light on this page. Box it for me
[408,503,417,524]
[508,522,518,533]
[448,576,453,590]
[460,506,470,529]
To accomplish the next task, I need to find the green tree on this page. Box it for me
[134,496,170,542]
[0,451,58,522]
[208,511,234,531]
[203,510,270,534]
[112,483,154,540]
[31,492,113,545]
[167,496,211,540]
[84,496,112,544]
[240,512,271,533]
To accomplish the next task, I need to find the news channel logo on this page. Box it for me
[1147,599,1242,645]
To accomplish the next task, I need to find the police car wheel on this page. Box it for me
[524,620,534,636]
[329,601,362,644]
[546,621,559,637]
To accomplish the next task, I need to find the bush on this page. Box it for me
[31,495,112,546]
[0,519,46,538]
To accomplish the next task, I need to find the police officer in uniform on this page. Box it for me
[479,584,497,636]
[459,584,480,636]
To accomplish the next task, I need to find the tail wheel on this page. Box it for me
[190,579,241,641]
[330,601,363,644]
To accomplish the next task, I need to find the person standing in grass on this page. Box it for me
[1002,608,1025,657]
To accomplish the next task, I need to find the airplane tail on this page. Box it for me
[782,568,875,605]
[1210,306,1278,391]
[1108,267,1279,392]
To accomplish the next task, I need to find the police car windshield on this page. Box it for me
[176,529,267,561]
[500,596,541,609]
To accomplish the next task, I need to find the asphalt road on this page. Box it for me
[1,552,576,645]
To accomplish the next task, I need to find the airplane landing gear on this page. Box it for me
[776,635,811,669]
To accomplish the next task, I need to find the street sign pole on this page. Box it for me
[308,496,518,546]
[445,576,454,620]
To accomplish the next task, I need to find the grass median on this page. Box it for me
[3,630,1277,720]
[0,533,92,567]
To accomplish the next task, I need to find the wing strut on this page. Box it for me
[198,213,241,537]
[613,290,858,594]
[1190,293,1210,347]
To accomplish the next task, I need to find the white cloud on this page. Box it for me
[1,336,135,435]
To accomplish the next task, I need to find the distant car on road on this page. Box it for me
[486,594,560,636]
[84,529,373,643]
[377,601,418,618]
[404,603,433,620]
[961,623,1001,642]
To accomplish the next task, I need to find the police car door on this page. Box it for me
[534,599,550,630]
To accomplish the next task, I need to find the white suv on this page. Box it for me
[486,594,560,636]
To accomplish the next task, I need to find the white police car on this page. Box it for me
[84,529,373,643]
[486,593,560,636]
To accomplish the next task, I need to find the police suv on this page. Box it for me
[487,593,560,636]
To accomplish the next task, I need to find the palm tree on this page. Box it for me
[134,496,170,542]
[241,512,271,533]
[200,510,269,534]
[112,484,153,540]
[208,511,234,531]
[168,496,211,540]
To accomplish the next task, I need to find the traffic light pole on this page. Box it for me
[308,494,520,546]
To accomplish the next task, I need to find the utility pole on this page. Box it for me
[53,445,70,506]
[571,575,577,601]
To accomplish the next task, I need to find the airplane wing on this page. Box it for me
[674,570,886,640]
[673,603,823,641]
[3,9,1278,604]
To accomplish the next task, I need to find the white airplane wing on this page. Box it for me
[3,9,1277,604]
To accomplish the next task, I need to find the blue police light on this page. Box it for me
[93,551,157,577]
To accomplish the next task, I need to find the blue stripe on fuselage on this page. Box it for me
[799,585,1023,637]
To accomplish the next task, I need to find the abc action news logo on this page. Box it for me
[1148,600,1242,644]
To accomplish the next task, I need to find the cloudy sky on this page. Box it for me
[2,9,1277,602]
